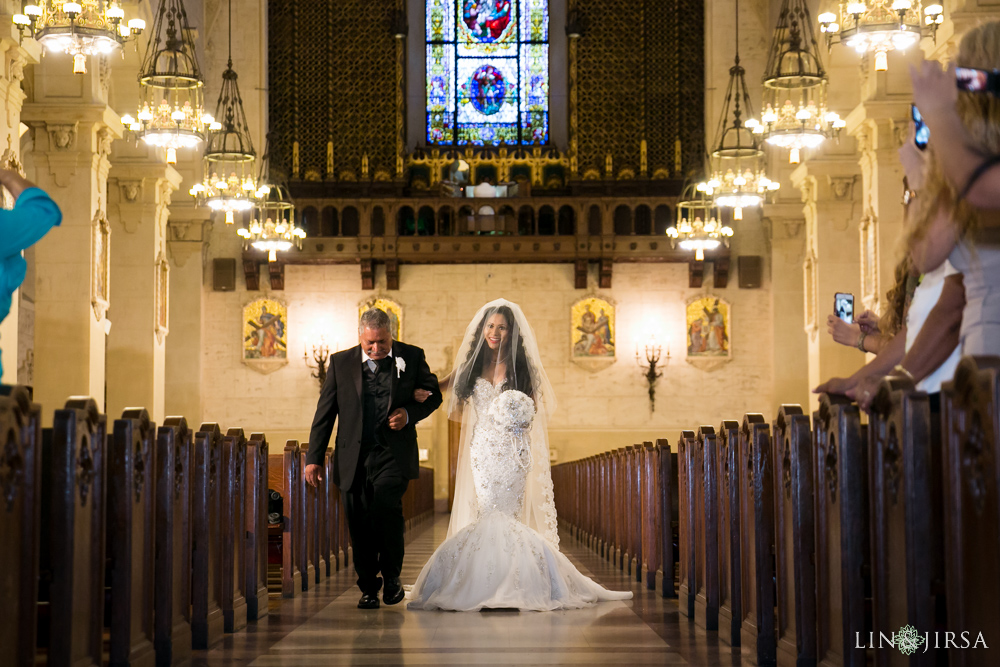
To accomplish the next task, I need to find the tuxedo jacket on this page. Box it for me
[306,340,442,492]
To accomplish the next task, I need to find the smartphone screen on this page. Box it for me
[834,293,854,324]
[912,104,929,150]
[955,67,992,92]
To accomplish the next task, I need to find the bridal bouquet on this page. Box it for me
[489,389,535,433]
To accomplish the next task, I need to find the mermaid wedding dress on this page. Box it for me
[407,382,633,611]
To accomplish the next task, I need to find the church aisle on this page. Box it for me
[192,516,741,666]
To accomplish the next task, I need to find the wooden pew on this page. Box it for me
[941,356,1000,665]
[717,420,741,647]
[612,447,624,568]
[155,417,192,666]
[598,452,609,559]
[266,441,301,597]
[657,439,677,599]
[0,385,42,667]
[771,405,815,667]
[738,413,775,666]
[108,408,157,667]
[629,445,643,581]
[245,433,269,620]
[325,446,342,570]
[677,429,697,618]
[869,377,944,667]
[191,423,224,649]
[694,425,719,632]
[640,442,661,591]
[317,447,331,576]
[813,394,869,667]
[39,397,108,666]
[220,428,248,632]
[297,443,319,588]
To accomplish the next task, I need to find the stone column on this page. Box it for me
[22,92,121,417]
[764,202,810,408]
[164,205,210,424]
[0,37,41,382]
[791,156,863,413]
[105,162,182,423]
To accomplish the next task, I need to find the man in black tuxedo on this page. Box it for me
[305,308,442,609]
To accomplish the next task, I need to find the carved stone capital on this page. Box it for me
[828,175,857,201]
[48,123,78,151]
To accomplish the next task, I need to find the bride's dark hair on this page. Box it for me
[455,305,534,403]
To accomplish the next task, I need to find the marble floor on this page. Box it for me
[194,516,742,666]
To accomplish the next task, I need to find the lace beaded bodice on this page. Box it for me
[468,378,531,521]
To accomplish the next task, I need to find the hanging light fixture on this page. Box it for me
[119,0,208,163]
[709,0,779,221]
[818,2,943,71]
[745,0,846,164]
[667,180,733,262]
[236,135,306,262]
[188,0,256,223]
[12,1,146,74]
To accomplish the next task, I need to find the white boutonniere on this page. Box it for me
[395,356,406,378]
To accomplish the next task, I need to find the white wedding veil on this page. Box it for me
[445,298,560,546]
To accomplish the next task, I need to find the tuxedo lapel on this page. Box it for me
[387,341,399,415]
[350,345,363,402]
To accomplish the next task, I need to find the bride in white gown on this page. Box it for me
[407,299,632,611]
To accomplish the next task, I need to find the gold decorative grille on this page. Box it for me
[268,0,397,183]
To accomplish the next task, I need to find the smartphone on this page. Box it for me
[955,67,1000,95]
[834,292,854,324]
[912,104,929,151]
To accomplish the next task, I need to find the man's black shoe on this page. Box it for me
[358,593,380,609]
[383,578,405,605]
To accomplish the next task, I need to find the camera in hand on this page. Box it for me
[956,67,1000,96]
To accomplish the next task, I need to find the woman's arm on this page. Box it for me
[897,274,964,383]
[909,204,958,274]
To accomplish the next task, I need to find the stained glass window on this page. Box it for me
[426,0,549,146]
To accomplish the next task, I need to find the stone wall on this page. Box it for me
[199,232,776,500]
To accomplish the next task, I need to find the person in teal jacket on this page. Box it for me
[0,168,62,381]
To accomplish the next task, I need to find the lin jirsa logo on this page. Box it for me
[856,625,989,654]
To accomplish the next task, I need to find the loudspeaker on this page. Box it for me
[738,255,762,289]
[213,258,236,291]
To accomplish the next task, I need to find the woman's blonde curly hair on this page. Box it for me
[906,20,1000,245]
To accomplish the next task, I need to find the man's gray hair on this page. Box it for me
[359,308,392,335]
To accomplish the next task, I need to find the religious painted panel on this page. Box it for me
[686,296,730,359]
[243,298,288,361]
[571,296,615,359]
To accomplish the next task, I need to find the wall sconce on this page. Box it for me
[304,337,333,389]
[636,335,670,413]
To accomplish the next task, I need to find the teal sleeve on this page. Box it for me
[0,188,62,256]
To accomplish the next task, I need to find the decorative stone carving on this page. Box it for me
[154,251,170,344]
[97,127,114,160]
[92,209,111,322]
[121,181,141,203]
[48,123,77,151]
[8,55,25,84]
[828,175,856,201]
[859,210,880,313]
[803,251,818,338]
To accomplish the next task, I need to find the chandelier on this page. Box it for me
[119,0,207,164]
[667,182,733,261]
[188,0,256,223]
[12,1,146,74]
[818,2,944,71]
[708,0,779,221]
[237,137,306,262]
[745,0,846,164]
